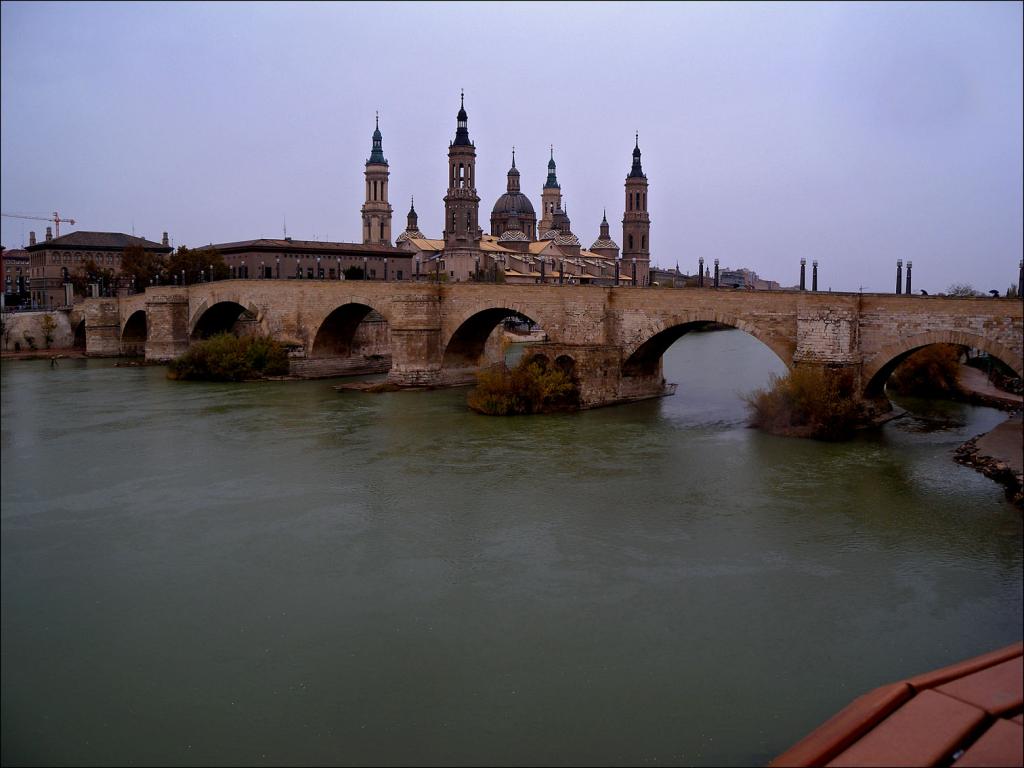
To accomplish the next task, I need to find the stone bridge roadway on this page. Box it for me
[82,281,1023,408]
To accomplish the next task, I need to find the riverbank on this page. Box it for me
[0,347,87,361]
[957,364,1023,411]
[955,415,1024,508]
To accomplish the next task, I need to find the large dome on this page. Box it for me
[491,192,536,216]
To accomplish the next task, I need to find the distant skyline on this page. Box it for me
[1,1,1021,293]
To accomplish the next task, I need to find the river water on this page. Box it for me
[2,330,1021,767]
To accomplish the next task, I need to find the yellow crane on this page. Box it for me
[1,211,78,237]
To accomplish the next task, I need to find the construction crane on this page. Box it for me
[1,211,78,237]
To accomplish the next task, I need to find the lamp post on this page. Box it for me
[632,257,637,287]
[559,259,564,285]
[905,261,912,295]
[336,257,341,280]
[800,258,806,291]
[416,254,420,280]
[317,255,322,279]
[384,257,388,282]
[363,256,368,280]
[474,254,479,282]
[614,257,620,286]
[276,256,280,279]
[698,256,704,287]
[896,259,903,295]
[181,269,186,286]
[713,258,719,289]
[812,260,818,292]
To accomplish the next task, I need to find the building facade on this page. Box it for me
[25,229,172,308]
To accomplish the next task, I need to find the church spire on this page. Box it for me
[544,145,560,189]
[453,89,471,146]
[628,131,644,178]
[506,146,521,193]
[368,111,386,165]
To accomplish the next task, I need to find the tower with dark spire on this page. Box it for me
[538,145,562,236]
[442,91,482,278]
[362,113,393,245]
[622,133,650,286]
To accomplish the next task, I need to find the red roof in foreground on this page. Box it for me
[771,642,1023,767]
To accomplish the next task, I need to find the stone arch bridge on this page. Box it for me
[82,281,1023,408]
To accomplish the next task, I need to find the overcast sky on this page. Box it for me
[2,1,1021,294]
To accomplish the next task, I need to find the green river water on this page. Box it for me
[2,329,1021,766]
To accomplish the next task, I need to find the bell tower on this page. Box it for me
[622,133,650,286]
[362,113,393,245]
[443,92,482,248]
[539,146,562,235]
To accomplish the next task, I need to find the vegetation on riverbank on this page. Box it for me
[467,356,579,415]
[888,344,963,397]
[167,333,289,381]
[745,366,866,440]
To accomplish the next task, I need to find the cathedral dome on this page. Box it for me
[498,229,528,243]
[491,192,535,217]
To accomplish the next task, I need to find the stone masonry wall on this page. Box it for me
[1,309,75,351]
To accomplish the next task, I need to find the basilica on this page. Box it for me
[367,94,652,286]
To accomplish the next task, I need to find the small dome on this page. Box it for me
[554,232,581,247]
[590,237,619,250]
[540,228,561,241]
[498,230,528,242]
[491,192,535,216]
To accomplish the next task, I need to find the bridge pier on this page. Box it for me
[522,342,668,409]
[145,294,190,362]
[83,300,122,356]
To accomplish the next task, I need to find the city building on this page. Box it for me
[25,229,172,308]
[210,238,412,281]
[2,246,31,307]
[396,95,642,285]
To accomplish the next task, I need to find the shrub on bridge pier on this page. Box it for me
[167,333,289,382]
[468,357,579,415]
[745,366,864,440]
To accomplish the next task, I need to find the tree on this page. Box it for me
[1007,283,1019,298]
[120,244,166,289]
[40,314,57,349]
[70,259,115,296]
[946,283,980,297]
[343,266,364,280]
[166,246,229,284]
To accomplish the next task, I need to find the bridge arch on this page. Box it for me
[121,310,147,355]
[442,306,546,370]
[862,330,1023,399]
[621,313,794,378]
[310,302,391,358]
[189,300,262,340]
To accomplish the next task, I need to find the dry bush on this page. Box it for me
[467,357,578,415]
[168,333,289,381]
[745,366,863,440]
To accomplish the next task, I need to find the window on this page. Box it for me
[396,270,403,280]
[379,222,384,241]
[628,234,634,249]
[641,235,646,250]
[628,195,632,211]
